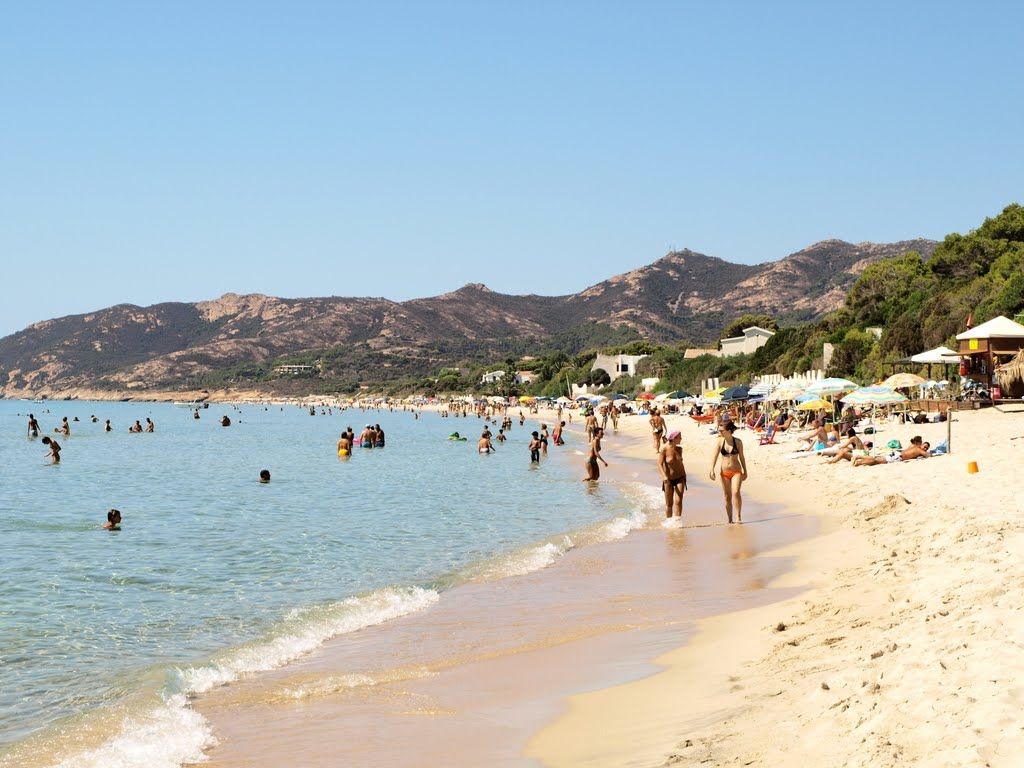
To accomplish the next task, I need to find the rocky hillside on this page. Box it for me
[0,238,936,394]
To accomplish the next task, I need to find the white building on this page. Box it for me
[514,370,536,385]
[591,353,648,382]
[480,370,506,384]
[719,326,775,357]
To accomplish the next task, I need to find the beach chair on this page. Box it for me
[690,413,715,425]
[759,424,778,445]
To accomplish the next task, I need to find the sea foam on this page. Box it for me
[172,585,440,695]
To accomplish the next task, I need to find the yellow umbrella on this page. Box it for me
[882,372,926,389]
[796,398,831,411]
[518,395,535,403]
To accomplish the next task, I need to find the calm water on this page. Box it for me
[0,400,644,767]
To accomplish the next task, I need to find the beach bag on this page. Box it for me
[886,439,902,450]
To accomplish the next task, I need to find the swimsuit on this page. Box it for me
[720,469,742,480]
[663,474,686,492]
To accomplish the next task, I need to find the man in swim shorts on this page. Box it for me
[658,430,687,520]
[27,414,40,437]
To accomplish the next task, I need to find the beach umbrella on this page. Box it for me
[840,386,908,406]
[805,377,857,396]
[721,385,750,403]
[653,393,670,402]
[795,392,818,403]
[796,398,831,411]
[609,393,627,400]
[518,395,535,403]
[556,396,572,404]
[636,392,656,401]
[765,383,805,402]
[882,372,926,389]
[665,389,691,399]
[747,382,775,396]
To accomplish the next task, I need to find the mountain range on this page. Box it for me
[0,238,937,396]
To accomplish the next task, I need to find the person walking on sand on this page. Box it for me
[649,408,666,453]
[709,422,747,523]
[41,436,61,464]
[658,430,687,522]
[583,427,608,481]
[27,414,40,438]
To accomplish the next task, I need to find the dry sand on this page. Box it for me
[529,403,1024,767]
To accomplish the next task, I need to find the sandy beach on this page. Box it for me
[531,402,1024,767]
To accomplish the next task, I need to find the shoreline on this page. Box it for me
[182,408,823,767]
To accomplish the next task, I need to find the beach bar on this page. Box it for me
[955,315,1024,397]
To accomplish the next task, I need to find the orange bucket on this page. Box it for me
[967,461,979,474]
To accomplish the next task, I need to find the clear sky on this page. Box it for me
[2,1,1022,337]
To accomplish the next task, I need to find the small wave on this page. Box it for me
[52,695,212,768]
[171,586,439,696]
[462,538,573,582]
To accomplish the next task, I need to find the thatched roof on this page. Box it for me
[996,349,1024,387]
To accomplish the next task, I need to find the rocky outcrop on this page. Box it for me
[0,238,936,393]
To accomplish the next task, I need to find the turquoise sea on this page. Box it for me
[0,400,647,767]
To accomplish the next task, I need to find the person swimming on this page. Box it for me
[103,509,122,530]
[259,469,271,483]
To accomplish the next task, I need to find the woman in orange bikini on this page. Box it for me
[709,421,748,524]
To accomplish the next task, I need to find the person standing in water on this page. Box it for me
[374,424,385,448]
[657,430,687,522]
[27,414,40,438]
[60,417,71,437]
[145,418,155,433]
[359,425,375,448]
[528,431,541,463]
[709,421,748,523]
[649,408,666,453]
[41,436,61,463]
[584,427,608,481]
[104,419,113,432]
[478,431,495,454]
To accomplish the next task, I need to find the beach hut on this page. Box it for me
[956,315,1024,397]
[995,349,1024,398]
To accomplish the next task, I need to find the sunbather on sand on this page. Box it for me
[826,429,868,463]
[853,438,930,466]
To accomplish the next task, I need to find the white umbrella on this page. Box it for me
[840,386,908,405]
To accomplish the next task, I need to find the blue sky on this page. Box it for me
[1,1,1022,336]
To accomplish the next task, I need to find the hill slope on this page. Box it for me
[0,238,936,394]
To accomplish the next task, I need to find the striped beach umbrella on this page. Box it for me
[840,386,908,405]
[805,377,858,396]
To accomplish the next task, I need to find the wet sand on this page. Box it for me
[190,423,818,767]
